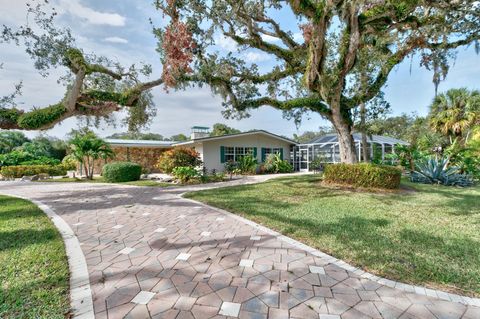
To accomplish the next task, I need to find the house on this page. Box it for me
[102,127,297,173]
[101,127,408,173]
[175,127,297,172]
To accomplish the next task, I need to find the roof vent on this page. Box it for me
[190,126,210,140]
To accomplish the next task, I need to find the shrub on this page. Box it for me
[324,163,402,189]
[410,157,474,187]
[156,148,202,173]
[224,161,241,179]
[237,154,258,174]
[0,164,67,178]
[102,161,142,182]
[264,153,293,173]
[172,166,199,183]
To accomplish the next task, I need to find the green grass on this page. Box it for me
[0,195,70,318]
[36,177,174,187]
[186,175,480,297]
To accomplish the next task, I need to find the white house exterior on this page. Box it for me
[175,130,297,172]
[104,127,408,173]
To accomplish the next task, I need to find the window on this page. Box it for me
[264,147,282,156]
[262,147,283,161]
[224,146,255,162]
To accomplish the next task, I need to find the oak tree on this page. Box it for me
[1,1,480,163]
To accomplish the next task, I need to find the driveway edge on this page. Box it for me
[181,195,480,308]
[4,194,94,319]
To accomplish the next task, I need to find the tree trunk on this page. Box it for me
[331,108,358,164]
[359,102,369,162]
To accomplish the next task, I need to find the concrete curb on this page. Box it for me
[181,195,480,308]
[3,194,94,318]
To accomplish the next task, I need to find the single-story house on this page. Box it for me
[99,127,408,173]
[100,127,297,173]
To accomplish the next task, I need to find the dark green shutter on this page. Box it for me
[261,147,266,162]
[279,148,284,160]
[220,146,225,163]
[253,147,257,159]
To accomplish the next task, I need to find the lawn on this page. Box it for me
[185,174,480,297]
[0,195,70,318]
[36,177,174,187]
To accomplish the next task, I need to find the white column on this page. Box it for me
[381,144,385,161]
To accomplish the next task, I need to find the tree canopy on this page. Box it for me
[1,1,479,163]
[210,123,241,137]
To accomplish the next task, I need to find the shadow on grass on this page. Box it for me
[0,228,59,252]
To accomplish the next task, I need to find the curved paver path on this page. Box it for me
[1,177,479,319]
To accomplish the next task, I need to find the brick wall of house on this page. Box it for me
[93,146,171,174]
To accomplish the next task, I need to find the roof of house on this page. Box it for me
[174,130,298,146]
[104,139,176,148]
[306,133,408,145]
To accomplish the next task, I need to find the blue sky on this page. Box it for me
[0,0,479,139]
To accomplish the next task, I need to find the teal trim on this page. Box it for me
[279,148,284,160]
[253,147,257,159]
[261,147,266,162]
[220,146,225,163]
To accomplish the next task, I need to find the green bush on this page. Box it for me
[237,154,258,174]
[264,153,293,173]
[172,166,199,183]
[0,164,67,178]
[324,163,402,189]
[156,148,202,173]
[102,161,142,182]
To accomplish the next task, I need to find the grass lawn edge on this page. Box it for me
[183,175,480,302]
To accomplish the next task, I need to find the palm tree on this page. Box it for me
[69,132,114,179]
[429,88,480,145]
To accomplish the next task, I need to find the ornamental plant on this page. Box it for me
[156,148,202,173]
[172,166,199,183]
[68,131,114,180]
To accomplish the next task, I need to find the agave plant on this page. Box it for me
[411,156,474,187]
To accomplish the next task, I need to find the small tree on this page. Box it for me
[69,132,114,179]
[429,88,480,146]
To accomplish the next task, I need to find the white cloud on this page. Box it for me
[104,36,129,44]
[261,34,280,43]
[293,32,304,43]
[58,0,126,26]
[215,35,238,51]
[243,51,270,63]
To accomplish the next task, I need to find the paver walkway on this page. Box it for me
[1,178,479,319]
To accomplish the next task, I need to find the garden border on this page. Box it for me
[181,195,480,308]
[3,194,94,319]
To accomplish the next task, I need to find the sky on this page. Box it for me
[0,0,479,140]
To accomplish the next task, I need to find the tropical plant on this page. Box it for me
[68,132,114,180]
[156,148,202,173]
[394,144,426,172]
[237,154,257,174]
[172,166,199,183]
[410,157,474,187]
[264,154,293,174]
[429,88,480,145]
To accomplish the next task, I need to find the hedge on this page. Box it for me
[102,161,142,182]
[0,164,67,178]
[323,163,402,189]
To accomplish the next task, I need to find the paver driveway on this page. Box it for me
[1,179,479,319]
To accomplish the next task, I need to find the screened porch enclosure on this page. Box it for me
[291,133,408,171]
